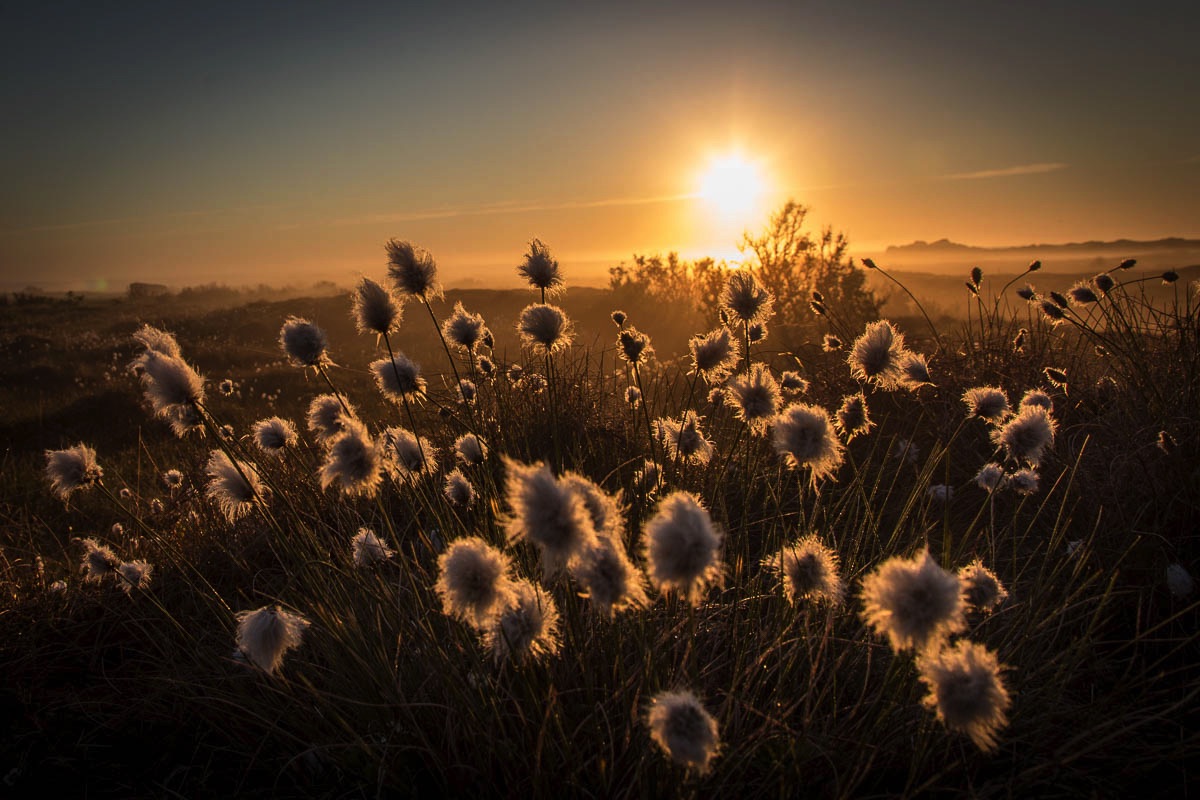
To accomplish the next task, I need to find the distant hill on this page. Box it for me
[872,237,1200,274]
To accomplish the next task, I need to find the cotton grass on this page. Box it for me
[371,354,426,402]
[319,421,384,498]
[436,537,514,629]
[689,327,740,382]
[860,549,965,654]
[848,320,906,390]
[235,605,310,674]
[918,640,1011,752]
[657,413,714,466]
[279,317,330,368]
[771,403,844,485]
[727,363,781,434]
[253,417,298,454]
[991,406,1056,466]
[517,303,574,354]
[721,270,774,325]
[205,450,265,522]
[351,528,394,568]
[503,458,597,577]
[764,535,843,605]
[641,491,723,606]
[645,690,720,773]
[444,469,476,508]
[959,559,1008,613]
[352,277,403,336]
[45,444,103,500]
[307,394,356,445]
[962,386,1011,424]
[483,579,560,665]
[385,239,442,301]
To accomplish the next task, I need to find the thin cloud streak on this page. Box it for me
[943,162,1068,181]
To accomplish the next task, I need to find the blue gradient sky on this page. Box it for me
[2,0,1198,289]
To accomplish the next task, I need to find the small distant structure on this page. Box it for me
[128,282,171,299]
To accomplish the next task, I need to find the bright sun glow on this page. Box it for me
[698,153,768,221]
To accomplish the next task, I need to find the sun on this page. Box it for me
[697,153,767,221]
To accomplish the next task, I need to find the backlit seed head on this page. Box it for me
[385,239,442,300]
[918,640,1011,752]
[279,317,330,368]
[645,690,720,774]
[860,549,965,654]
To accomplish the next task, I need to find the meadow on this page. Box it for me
[1,244,1197,798]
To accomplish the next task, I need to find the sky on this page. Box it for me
[2,0,1199,290]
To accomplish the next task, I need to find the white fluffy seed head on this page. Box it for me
[991,406,1056,466]
[848,320,906,390]
[385,239,442,300]
[721,270,774,325]
[319,421,384,498]
[442,301,486,351]
[657,412,714,465]
[352,277,403,336]
[436,536,514,628]
[482,578,560,664]
[517,303,574,354]
[444,468,476,507]
[918,640,1011,752]
[963,386,1011,424]
[645,690,721,773]
[764,535,843,605]
[689,327,740,382]
[771,403,844,486]
[642,491,723,606]
[235,605,310,674]
[306,394,357,446]
[860,549,965,654]
[205,450,265,523]
[958,559,1008,613]
[727,363,781,434]
[253,416,298,454]
[279,317,330,368]
[45,444,103,500]
[503,458,597,577]
[371,354,426,402]
[351,528,394,568]
[80,538,120,582]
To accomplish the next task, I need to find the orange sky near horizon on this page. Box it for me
[3,2,1198,290]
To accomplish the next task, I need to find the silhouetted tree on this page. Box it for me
[739,200,880,330]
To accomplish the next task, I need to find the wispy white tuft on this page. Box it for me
[253,416,299,455]
[503,458,597,577]
[320,421,384,497]
[235,605,310,674]
[962,386,1011,424]
[848,321,906,390]
[279,317,330,368]
[764,535,843,605]
[645,690,721,773]
[45,444,103,500]
[642,491,723,606]
[483,578,560,664]
[385,239,442,300]
[205,450,265,522]
[771,403,844,485]
[860,549,965,653]
[436,536,514,628]
[351,528,394,568]
[918,640,1011,752]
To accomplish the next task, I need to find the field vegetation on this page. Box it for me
[1,221,1198,797]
